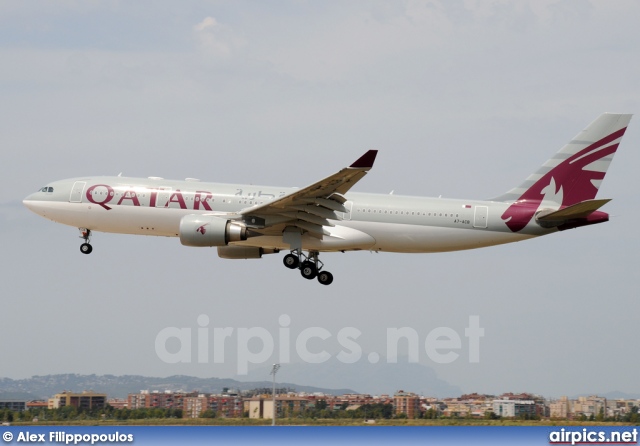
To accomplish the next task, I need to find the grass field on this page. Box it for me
[8,418,639,427]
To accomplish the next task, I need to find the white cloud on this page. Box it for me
[193,15,242,59]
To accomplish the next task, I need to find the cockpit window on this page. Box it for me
[48,187,54,192]
[39,187,54,193]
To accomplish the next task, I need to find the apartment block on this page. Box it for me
[48,391,106,410]
[394,391,420,418]
[492,399,536,418]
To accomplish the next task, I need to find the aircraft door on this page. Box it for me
[69,181,86,203]
[156,188,172,208]
[474,206,488,228]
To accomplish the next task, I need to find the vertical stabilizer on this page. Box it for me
[494,113,632,232]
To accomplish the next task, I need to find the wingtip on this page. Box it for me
[350,150,378,168]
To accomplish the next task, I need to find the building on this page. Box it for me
[26,401,49,411]
[184,395,209,418]
[127,390,244,418]
[0,400,26,412]
[246,398,264,419]
[549,396,570,419]
[492,399,536,418]
[127,390,196,410]
[573,396,606,418]
[48,391,107,410]
[247,396,310,419]
[208,394,244,418]
[106,399,128,409]
[394,391,420,418]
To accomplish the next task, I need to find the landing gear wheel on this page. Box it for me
[317,271,334,285]
[80,243,93,255]
[283,253,299,269]
[300,261,317,280]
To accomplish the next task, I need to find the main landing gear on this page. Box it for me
[283,250,334,285]
[79,228,93,254]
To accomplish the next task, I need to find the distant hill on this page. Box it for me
[0,374,356,400]
[242,358,462,397]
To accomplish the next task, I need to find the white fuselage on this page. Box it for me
[23,176,549,253]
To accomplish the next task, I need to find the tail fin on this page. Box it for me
[494,113,632,232]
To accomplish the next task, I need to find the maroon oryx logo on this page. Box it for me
[501,127,626,232]
[196,224,208,235]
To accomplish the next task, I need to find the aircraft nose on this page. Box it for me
[23,193,42,213]
[23,193,36,208]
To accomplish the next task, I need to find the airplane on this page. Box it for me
[23,113,632,285]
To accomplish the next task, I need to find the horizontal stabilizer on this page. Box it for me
[537,199,611,221]
[536,198,611,230]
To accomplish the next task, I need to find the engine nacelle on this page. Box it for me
[217,246,279,259]
[179,215,247,247]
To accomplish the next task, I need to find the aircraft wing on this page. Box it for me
[239,150,377,237]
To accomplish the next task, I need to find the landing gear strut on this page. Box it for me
[79,228,93,254]
[283,250,333,285]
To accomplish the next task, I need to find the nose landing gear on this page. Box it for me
[283,250,334,285]
[79,228,93,254]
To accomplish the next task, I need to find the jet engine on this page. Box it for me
[179,215,247,247]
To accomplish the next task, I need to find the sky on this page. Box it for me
[1,0,639,398]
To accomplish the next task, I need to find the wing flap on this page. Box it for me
[290,204,342,221]
[281,212,335,227]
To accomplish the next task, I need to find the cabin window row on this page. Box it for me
[357,208,459,218]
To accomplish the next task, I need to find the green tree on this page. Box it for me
[624,406,639,423]
[484,411,499,420]
[315,400,328,410]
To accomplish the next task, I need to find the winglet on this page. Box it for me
[350,150,378,169]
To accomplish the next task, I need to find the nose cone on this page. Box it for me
[23,192,50,217]
[23,193,38,211]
